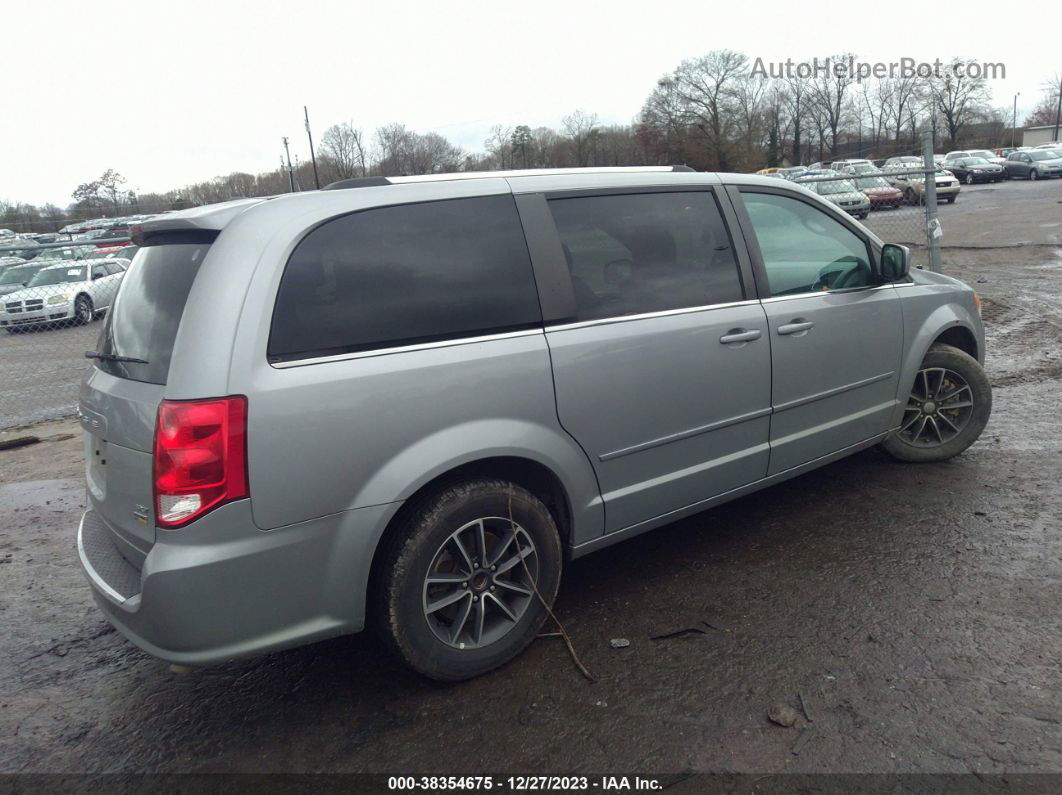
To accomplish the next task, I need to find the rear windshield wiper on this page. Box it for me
[85,351,149,364]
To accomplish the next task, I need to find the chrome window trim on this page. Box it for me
[270,328,545,369]
[546,299,761,333]
[760,284,896,304]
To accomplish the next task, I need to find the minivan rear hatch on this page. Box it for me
[80,233,215,555]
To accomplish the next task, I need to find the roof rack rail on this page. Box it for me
[322,177,392,191]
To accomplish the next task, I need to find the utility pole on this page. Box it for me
[1012,93,1020,148]
[282,137,295,193]
[1054,76,1062,143]
[304,106,320,189]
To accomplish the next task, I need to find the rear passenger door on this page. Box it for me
[525,189,772,533]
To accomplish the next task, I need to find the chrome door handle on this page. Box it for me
[719,329,762,344]
[777,320,814,335]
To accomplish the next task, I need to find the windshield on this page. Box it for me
[36,247,87,261]
[0,265,43,285]
[1029,151,1056,161]
[816,180,858,195]
[27,266,86,287]
[856,176,891,189]
[97,242,212,385]
[969,150,994,158]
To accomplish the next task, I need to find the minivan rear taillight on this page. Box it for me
[153,396,248,528]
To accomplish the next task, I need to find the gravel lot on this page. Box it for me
[1,178,1060,775]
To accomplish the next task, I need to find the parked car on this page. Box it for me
[963,149,1005,165]
[102,245,139,261]
[0,262,51,297]
[74,168,991,680]
[838,163,880,177]
[797,175,872,218]
[0,258,127,331]
[33,245,98,263]
[0,256,28,273]
[883,156,922,167]
[95,225,131,249]
[1034,142,1062,149]
[1,236,41,260]
[851,174,904,208]
[884,165,960,204]
[778,166,809,179]
[756,167,782,175]
[831,158,874,171]
[945,157,1006,184]
[1002,149,1062,180]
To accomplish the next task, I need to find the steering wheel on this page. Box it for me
[813,257,867,291]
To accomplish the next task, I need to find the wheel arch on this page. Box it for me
[932,325,978,361]
[892,304,983,428]
[363,453,585,635]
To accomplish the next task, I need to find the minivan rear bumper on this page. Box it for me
[77,498,397,665]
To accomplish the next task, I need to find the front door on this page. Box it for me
[737,189,904,475]
[543,189,772,533]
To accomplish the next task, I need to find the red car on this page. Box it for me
[95,225,131,249]
[854,176,903,209]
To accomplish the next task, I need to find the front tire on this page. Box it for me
[1030,169,1040,181]
[881,344,991,463]
[964,173,975,185]
[74,295,93,325]
[374,479,563,681]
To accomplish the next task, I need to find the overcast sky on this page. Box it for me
[4,0,1058,206]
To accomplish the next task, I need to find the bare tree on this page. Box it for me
[483,125,514,169]
[657,50,748,170]
[320,122,367,179]
[562,110,599,167]
[809,53,856,157]
[929,60,992,147]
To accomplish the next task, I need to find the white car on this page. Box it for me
[0,258,127,332]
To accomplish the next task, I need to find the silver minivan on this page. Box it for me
[77,166,991,680]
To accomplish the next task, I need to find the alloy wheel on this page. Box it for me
[899,367,975,447]
[422,517,538,649]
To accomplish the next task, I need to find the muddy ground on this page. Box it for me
[1,179,1060,775]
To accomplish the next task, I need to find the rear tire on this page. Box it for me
[881,344,991,463]
[946,195,956,203]
[374,479,563,681]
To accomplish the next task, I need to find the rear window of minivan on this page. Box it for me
[268,195,542,362]
[95,241,212,384]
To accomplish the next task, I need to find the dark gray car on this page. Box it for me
[1003,149,1062,179]
[77,167,991,680]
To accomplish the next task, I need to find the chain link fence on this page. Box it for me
[1,236,135,428]
[0,160,944,430]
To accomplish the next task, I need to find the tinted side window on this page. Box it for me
[547,191,744,321]
[269,195,541,362]
[742,192,874,296]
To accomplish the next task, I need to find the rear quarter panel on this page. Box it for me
[215,182,603,541]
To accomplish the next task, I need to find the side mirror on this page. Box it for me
[881,243,910,282]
